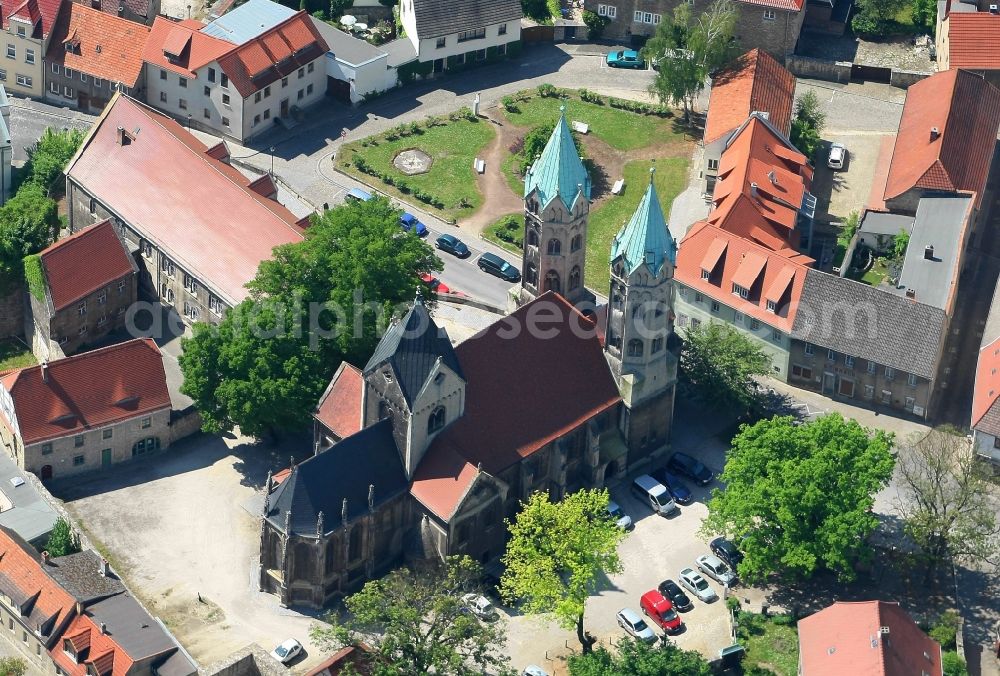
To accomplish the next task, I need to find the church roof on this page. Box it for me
[524,109,591,210]
[611,171,676,276]
[362,294,463,406]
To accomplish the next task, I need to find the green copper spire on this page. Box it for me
[610,168,676,277]
[524,106,591,210]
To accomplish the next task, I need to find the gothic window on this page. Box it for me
[348,526,362,562]
[544,270,561,294]
[570,234,582,252]
[527,229,539,247]
[627,339,643,357]
[293,542,314,580]
[378,400,391,421]
[528,200,539,214]
[652,337,664,353]
[569,266,581,291]
[526,262,538,286]
[428,406,446,434]
[547,239,562,255]
[324,540,337,574]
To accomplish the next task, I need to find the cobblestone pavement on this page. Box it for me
[799,32,936,72]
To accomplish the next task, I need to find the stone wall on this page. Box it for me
[889,69,932,88]
[0,284,24,340]
[169,408,203,445]
[200,644,285,676]
[785,55,852,82]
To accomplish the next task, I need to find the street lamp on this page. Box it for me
[269,146,275,175]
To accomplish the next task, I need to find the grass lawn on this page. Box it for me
[738,613,800,676]
[482,212,523,256]
[338,116,495,222]
[585,157,688,292]
[0,339,36,371]
[502,96,680,151]
[502,152,524,199]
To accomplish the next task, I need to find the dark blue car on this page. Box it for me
[658,470,693,505]
[400,212,428,237]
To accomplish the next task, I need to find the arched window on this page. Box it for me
[527,229,539,247]
[570,234,582,252]
[652,337,664,353]
[526,263,538,286]
[428,406,446,434]
[378,400,391,421]
[348,526,362,562]
[528,200,539,214]
[546,239,561,255]
[544,270,561,294]
[627,339,643,357]
[569,266,581,291]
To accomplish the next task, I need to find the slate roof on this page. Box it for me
[362,295,463,407]
[884,69,1000,210]
[705,48,796,144]
[266,419,408,534]
[86,592,191,667]
[524,109,591,211]
[610,173,676,277]
[46,3,151,88]
[946,13,1000,70]
[314,362,362,439]
[409,0,521,39]
[142,16,235,79]
[893,195,970,312]
[791,268,947,378]
[39,220,136,312]
[50,613,134,676]
[45,551,124,603]
[798,601,942,676]
[201,0,296,44]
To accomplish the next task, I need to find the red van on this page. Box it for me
[640,590,683,634]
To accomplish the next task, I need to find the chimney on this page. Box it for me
[991,3,999,12]
[90,0,99,7]
[930,126,940,141]
[116,126,131,146]
[924,244,934,259]
[41,551,50,565]
[750,182,759,197]
[99,622,107,635]
[906,288,916,298]
[768,170,777,185]
[99,558,109,577]
[40,361,47,383]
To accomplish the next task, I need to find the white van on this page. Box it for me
[631,474,678,517]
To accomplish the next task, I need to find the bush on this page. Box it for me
[537,83,557,98]
[770,614,795,626]
[579,88,604,105]
[929,610,962,651]
[501,95,519,113]
[492,214,523,247]
[582,9,611,39]
[943,651,968,676]
[725,595,741,612]
[23,254,45,301]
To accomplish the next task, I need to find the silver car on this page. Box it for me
[679,567,718,603]
[828,143,847,169]
[606,500,633,530]
[696,554,737,587]
[616,607,657,643]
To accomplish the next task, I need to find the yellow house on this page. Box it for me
[1,0,64,98]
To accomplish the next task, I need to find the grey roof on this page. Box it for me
[309,16,387,66]
[792,268,947,378]
[0,453,57,546]
[892,195,970,312]
[202,0,296,44]
[363,296,464,406]
[410,0,522,39]
[383,37,417,67]
[46,550,125,603]
[86,592,193,668]
[858,211,914,238]
[267,419,408,534]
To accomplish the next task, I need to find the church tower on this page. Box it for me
[513,106,594,309]
[605,169,678,459]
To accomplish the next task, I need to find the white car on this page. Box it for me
[679,567,718,603]
[270,638,302,665]
[696,554,737,587]
[523,666,550,676]
[606,500,633,531]
[616,607,657,643]
[828,143,847,169]
[461,593,498,621]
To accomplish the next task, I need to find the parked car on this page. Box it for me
[679,567,718,603]
[710,536,744,570]
[606,50,645,69]
[478,252,520,282]
[400,212,428,236]
[346,187,372,202]
[666,452,713,486]
[651,468,693,505]
[616,607,657,643]
[461,593,499,621]
[523,667,550,676]
[657,578,692,612]
[270,638,303,665]
[419,273,451,294]
[827,143,847,170]
[639,590,683,634]
[435,234,470,258]
[696,554,737,587]
[606,500,634,531]
[631,474,678,517]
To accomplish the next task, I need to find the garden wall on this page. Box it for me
[785,55,852,83]
[890,69,932,88]
[0,284,24,339]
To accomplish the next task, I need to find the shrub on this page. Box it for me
[579,88,604,105]
[23,254,45,301]
[537,83,557,98]
[770,614,795,626]
[409,121,421,135]
[381,174,395,186]
[396,180,410,194]
[929,610,962,651]
[491,214,523,247]
[943,651,968,676]
[501,95,519,113]
[582,9,611,39]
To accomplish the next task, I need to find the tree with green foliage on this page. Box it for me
[582,10,611,38]
[911,0,936,26]
[521,0,553,22]
[790,91,826,159]
[704,414,895,582]
[851,0,908,35]
[0,185,58,288]
[895,427,1000,581]
[20,127,86,197]
[893,228,910,258]
[517,122,583,175]
[310,556,511,676]
[943,651,969,676]
[500,489,624,654]
[680,322,770,416]
[179,197,440,437]
[45,517,81,557]
[567,636,712,675]
[0,657,26,676]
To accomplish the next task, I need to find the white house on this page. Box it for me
[309,17,396,104]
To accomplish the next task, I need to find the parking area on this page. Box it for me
[811,132,887,224]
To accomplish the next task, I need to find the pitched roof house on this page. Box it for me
[798,601,942,676]
[1,0,65,98]
[705,49,796,144]
[392,0,522,69]
[69,0,159,26]
[935,6,1000,86]
[972,277,1000,463]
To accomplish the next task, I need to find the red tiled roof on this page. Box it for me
[0,527,76,641]
[142,16,234,79]
[0,338,170,446]
[65,94,304,305]
[305,644,373,676]
[676,220,813,333]
[735,0,803,9]
[216,11,327,97]
[973,335,1000,434]
[705,49,796,144]
[946,13,1000,70]
[709,116,813,251]
[884,69,1000,210]
[46,3,150,87]
[1,0,63,37]
[798,601,942,676]
[867,135,896,212]
[410,443,480,521]
[39,220,135,311]
[314,362,362,440]
[50,614,134,676]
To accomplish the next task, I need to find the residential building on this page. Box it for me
[935,3,1000,87]
[702,49,796,196]
[25,219,138,361]
[798,601,942,676]
[64,93,307,323]
[44,2,150,112]
[392,0,522,74]
[583,0,804,57]
[0,0,63,98]
[972,278,1000,464]
[143,2,328,143]
[0,452,58,547]
[306,644,372,676]
[0,338,172,481]
[69,0,159,25]
[309,15,396,103]
[0,84,10,204]
[855,211,914,256]
[882,68,1000,216]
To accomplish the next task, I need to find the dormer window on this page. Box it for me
[383,370,392,383]
[428,406,445,434]
[700,269,710,280]
[732,283,749,299]
[434,372,445,385]
[17,26,25,37]
[766,299,776,312]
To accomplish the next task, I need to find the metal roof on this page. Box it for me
[201,0,296,44]
[893,195,970,311]
[524,108,591,211]
[611,172,676,277]
[0,454,57,547]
